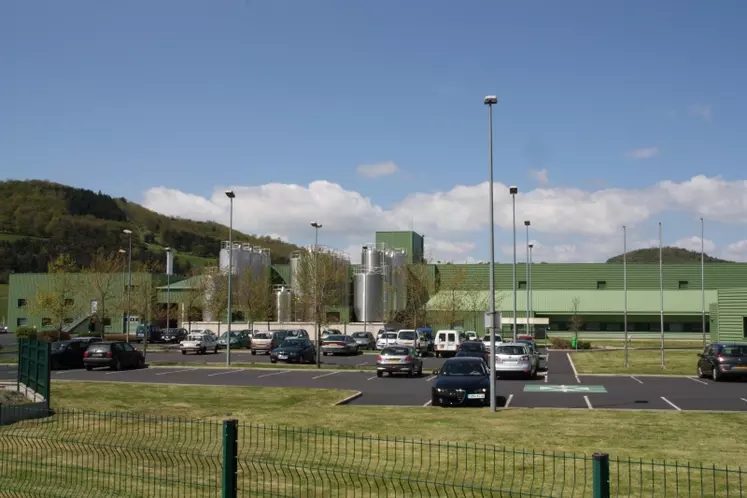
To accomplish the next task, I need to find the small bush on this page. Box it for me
[34,331,72,342]
[549,337,592,350]
[15,326,37,339]
[104,334,128,342]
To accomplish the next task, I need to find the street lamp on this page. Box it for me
[165,247,172,335]
[528,243,534,337]
[311,222,323,368]
[484,94,498,412]
[700,218,706,348]
[623,225,629,368]
[123,229,133,342]
[225,190,235,367]
[524,220,530,335]
[659,221,665,369]
[509,186,518,342]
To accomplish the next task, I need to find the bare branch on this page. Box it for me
[83,251,125,335]
[292,248,348,326]
[568,296,584,333]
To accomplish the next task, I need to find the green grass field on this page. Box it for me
[571,349,696,375]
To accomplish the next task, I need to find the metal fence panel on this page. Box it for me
[16,338,50,400]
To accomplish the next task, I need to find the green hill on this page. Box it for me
[0,180,301,283]
[606,247,732,264]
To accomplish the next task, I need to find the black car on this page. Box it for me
[162,328,187,343]
[50,340,96,369]
[83,341,145,371]
[431,357,493,407]
[697,343,747,381]
[455,341,489,363]
[270,338,316,364]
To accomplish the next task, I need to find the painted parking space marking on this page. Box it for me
[566,353,581,383]
[423,399,432,407]
[207,369,243,377]
[661,397,682,411]
[630,376,643,384]
[257,370,289,379]
[311,371,339,380]
[584,396,593,410]
[425,375,436,382]
[154,368,196,376]
[741,398,747,404]
[356,361,369,367]
[366,375,378,380]
[504,394,514,408]
[687,377,708,385]
[524,384,607,393]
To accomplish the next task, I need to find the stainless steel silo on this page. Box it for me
[290,251,302,294]
[363,245,381,273]
[354,272,383,322]
[276,286,292,323]
[219,241,231,274]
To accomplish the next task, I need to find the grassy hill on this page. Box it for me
[0,180,301,283]
[606,247,732,264]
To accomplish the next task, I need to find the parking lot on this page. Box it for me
[49,351,747,412]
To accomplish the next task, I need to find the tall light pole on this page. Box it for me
[659,221,665,369]
[700,217,706,348]
[484,94,498,412]
[509,186,518,342]
[225,190,235,367]
[311,222,323,368]
[165,247,172,333]
[528,243,534,336]
[123,229,133,342]
[524,221,530,335]
[623,225,628,368]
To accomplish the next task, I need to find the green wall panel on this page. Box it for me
[715,288,747,342]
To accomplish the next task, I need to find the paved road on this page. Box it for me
[49,351,747,412]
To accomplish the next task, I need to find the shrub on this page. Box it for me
[15,326,38,339]
[549,337,592,350]
[104,334,128,342]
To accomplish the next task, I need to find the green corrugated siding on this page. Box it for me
[709,303,719,342]
[375,231,423,263]
[272,264,290,285]
[0,283,8,325]
[435,263,747,291]
[715,288,747,342]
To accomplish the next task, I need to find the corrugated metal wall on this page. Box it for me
[272,264,291,285]
[715,288,747,342]
[709,303,719,342]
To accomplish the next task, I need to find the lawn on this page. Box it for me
[571,349,696,376]
[2,382,745,496]
[590,339,704,349]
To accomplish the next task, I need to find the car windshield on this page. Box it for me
[254,333,271,339]
[325,335,345,341]
[220,332,239,339]
[352,332,368,338]
[382,333,397,339]
[497,346,526,355]
[441,361,487,376]
[280,339,303,347]
[398,331,416,340]
[381,347,410,356]
[460,343,483,352]
[186,335,203,341]
[721,345,747,356]
[51,341,70,352]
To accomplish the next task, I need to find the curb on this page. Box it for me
[335,391,363,405]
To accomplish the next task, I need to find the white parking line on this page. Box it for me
[425,375,436,382]
[661,397,682,411]
[55,370,74,375]
[356,361,369,367]
[257,370,289,379]
[423,399,432,407]
[687,377,708,385]
[741,398,747,404]
[311,371,339,380]
[544,373,548,383]
[504,394,514,408]
[207,369,243,377]
[566,353,581,383]
[366,375,378,380]
[154,368,196,376]
[584,396,593,410]
[630,376,643,384]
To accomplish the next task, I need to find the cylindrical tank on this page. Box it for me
[354,272,383,322]
[290,251,302,293]
[165,250,175,276]
[362,246,381,273]
[276,287,292,323]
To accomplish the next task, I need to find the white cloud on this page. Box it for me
[674,236,716,254]
[356,161,399,178]
[626,147,659,159]
[141,174,747,263]
[723,240,747,262]
[690,104,712,120]
[529,168,549,185]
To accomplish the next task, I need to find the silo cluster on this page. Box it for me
[219,242,271,277]
[353,244,407,322]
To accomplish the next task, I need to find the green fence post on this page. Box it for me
[592,452,610,498]
[222,419,238,498]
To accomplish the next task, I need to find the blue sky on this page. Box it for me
[2,0,747,262]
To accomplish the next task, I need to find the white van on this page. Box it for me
[396,329,426,355]
[434,330,462,358]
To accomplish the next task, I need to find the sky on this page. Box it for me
[2,0,747,263]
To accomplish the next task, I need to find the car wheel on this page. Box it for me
[251,350,256,355]
[85,366,93,371]
[418,366,423,376]
[697,365,706,378]
[376,371,382,378]
[214,346,218,354]
[138,358,145,369]
[431,395,440,407]
[712,367,720,381]
[435,352,440,358]
[181,350,186,355]
[323,352,328,356]
[270,359,277,364]
[113,359,122,371]
[407,369,413,378]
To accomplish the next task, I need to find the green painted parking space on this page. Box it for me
[524,385,607,393]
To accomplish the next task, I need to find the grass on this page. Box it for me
[0,390,28,404]
[1,381,746,496]
[590,339,704,349]
[571,349,696,375]
[0,356,15,364]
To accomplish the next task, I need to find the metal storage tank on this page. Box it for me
[354,272,383,322]
[165,249,175,276]
[290,251,302,293]
[276,287,292,323]
[362,245,381,273]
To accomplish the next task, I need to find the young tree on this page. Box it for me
[463,285,489,332]
[293,247,349,337]
[180,269,206,333]
[437,265,467,328]
[402,262,430,328]
[84,251,125,336]
[568,296,584,346]
[237,266,273,329]
[202,266,229,327]
[128,260,160,332]
[28,254,84,339]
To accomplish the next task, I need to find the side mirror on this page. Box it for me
[432,369,439,376]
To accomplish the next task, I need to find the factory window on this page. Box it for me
[17,298,27,307]
[743,317,747,338]
[16,318,27,327]
[41,318,52,327]
[678,280,689,289]
[518,281,527,289]
[64,298,74,306]
[596,281,607,289]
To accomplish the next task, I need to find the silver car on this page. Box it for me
[376,346,423,377]
[351,331,376,349]
[321,334,359,356]
[494,343,538,378]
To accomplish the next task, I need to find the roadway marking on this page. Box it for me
[584,396,593,410]
[544,373,548,383]
[366,375,378,380]
[423,399,432,407]
[504,394,514,408]
[525,385,607,393]
[154,368,196,376]
[687,377,708,385]
[630,376,643,384]
[741,398,747,404]
[207,369,243,377]
[425,375,436,382]
[257,370,289,379]
[54,370,74,375]
[661,397,682,411]
[356,361,369,367]
[566,353,581,383]
[311,371,339,380]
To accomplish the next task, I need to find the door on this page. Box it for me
[122,343,138,367]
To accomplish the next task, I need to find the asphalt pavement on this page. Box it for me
[48,351,747,412]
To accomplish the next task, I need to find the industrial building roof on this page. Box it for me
[157,275,204,290]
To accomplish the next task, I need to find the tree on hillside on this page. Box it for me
[237,266,274,329]
[606,246,730,264]
[293,248,349,334]
[438,266,467,329]
[28,254,84,339]
[84,251,125,336]
[127,260,162,335]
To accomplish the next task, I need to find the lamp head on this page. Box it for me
[118,249,126,254]
[165,247,171,252]
[483,95,498,105]
[509,186,518,195]
[225,190,235,199]
[528,244,534,249]
[310,222,322,229]
[123,229,132,235]
[524,220,530,226]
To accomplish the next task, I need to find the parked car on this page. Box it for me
[0,324,8,334]
[434,330,463,358]
[83,341,145,371]
[494,343,538,378]
[161,328,187,343]
[430,357,493,407]
[270,338,316,364]
[321,334,359,356]
[455,341,490,363]
[516,339,543,369]
[396,329,426,355]
[416,327,434,353]
[180,332,218,355]
[287,329,310,339]
[251,331,284,355]
[482,333,503,353]
[464,331,479,341]
[50,340,93,369]
[376,346,423,377]
[217,330,250,349]
[697,343,747,381]
[351,331,376,350]
[376,332,398,350]
[135,324,163,343]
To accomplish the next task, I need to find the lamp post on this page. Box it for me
[528,243,534,336]
[700,218,706,348]
[123,229,133,342]
[225,190,235,367]
[623,225,628,368]
[165,247,172,334]
[659,221,665,369]
[311,222,323,368]
[484,94,498,412]
[524,221,530,335]
[509,186,518,342]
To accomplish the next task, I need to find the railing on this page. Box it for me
[0,408,743,497]
[16,338,50,401]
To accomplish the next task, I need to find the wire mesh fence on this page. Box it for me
[0,407,744,497]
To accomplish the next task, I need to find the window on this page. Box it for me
[743,317,747,339]
[596,281,607,289]
[122,343,135,352]
[16,318,27,326]
[678,280,689,289]
[41,318,52,327]
[64,298,74,306]
[518,281,527,289]
[17,298,27,307]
